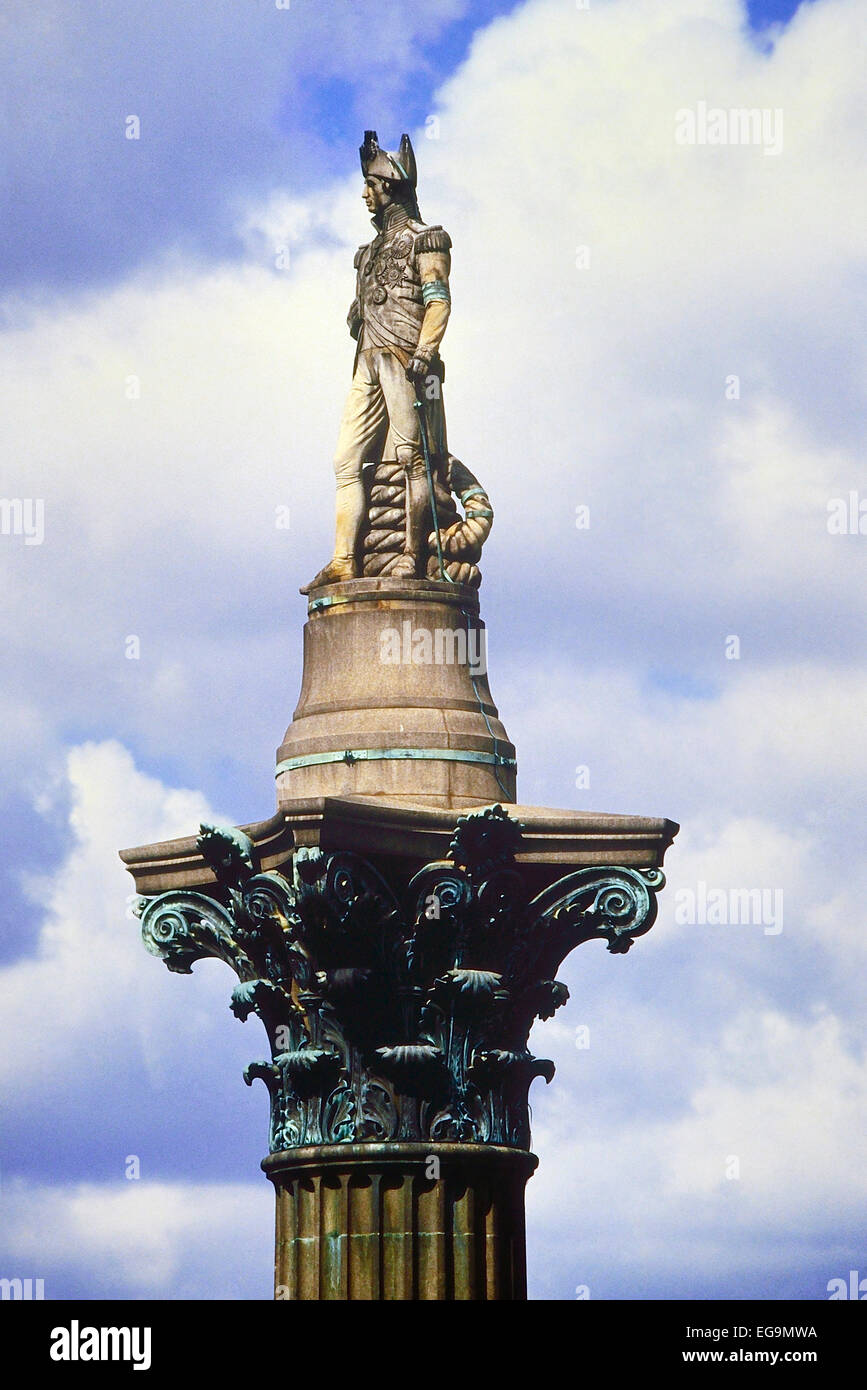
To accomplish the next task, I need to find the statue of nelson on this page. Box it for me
[301,131,452,592]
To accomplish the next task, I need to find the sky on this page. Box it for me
[1,0,864,1301]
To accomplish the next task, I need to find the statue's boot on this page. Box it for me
[299,555,357,593]
[300,475,364,594]
[390,455,429,579]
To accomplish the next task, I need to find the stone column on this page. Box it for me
[123,802,672,1300]
[266,1143,536,1301]
[120,577,677,1300]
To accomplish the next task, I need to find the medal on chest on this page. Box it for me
[364,231,414,303]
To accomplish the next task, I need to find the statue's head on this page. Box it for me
[361,175,394,217]
[359,130,420,222]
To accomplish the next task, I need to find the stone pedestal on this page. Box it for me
[277,578,515,808]
[120,577,678,1300]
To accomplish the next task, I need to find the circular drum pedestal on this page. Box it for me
[263,1142,538,1301]
[277,578,516,808]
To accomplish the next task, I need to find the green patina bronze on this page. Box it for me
[136,806,664,1154]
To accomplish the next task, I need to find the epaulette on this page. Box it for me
[353,245,367,269]
[414,225,452,255]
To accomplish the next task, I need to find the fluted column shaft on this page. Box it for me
[264,1143,537,1301]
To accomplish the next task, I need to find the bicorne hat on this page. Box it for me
[359,130,417,188]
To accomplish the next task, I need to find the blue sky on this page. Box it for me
[1,0,865,1301]
[3,0,804,295]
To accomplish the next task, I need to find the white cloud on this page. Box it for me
[663,1008,867,1209]
[527,1005,867,1298]
[1,1178,271,1298]
[505,659,867,836]
[0,739,244,1101]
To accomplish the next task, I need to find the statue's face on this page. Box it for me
[363,176,391,215]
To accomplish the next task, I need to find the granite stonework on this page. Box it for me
[120,582,677,1299]
[266,1144,537,1300]
[277,577,514,808]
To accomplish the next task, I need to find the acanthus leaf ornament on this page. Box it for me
[134,808,665,1153]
